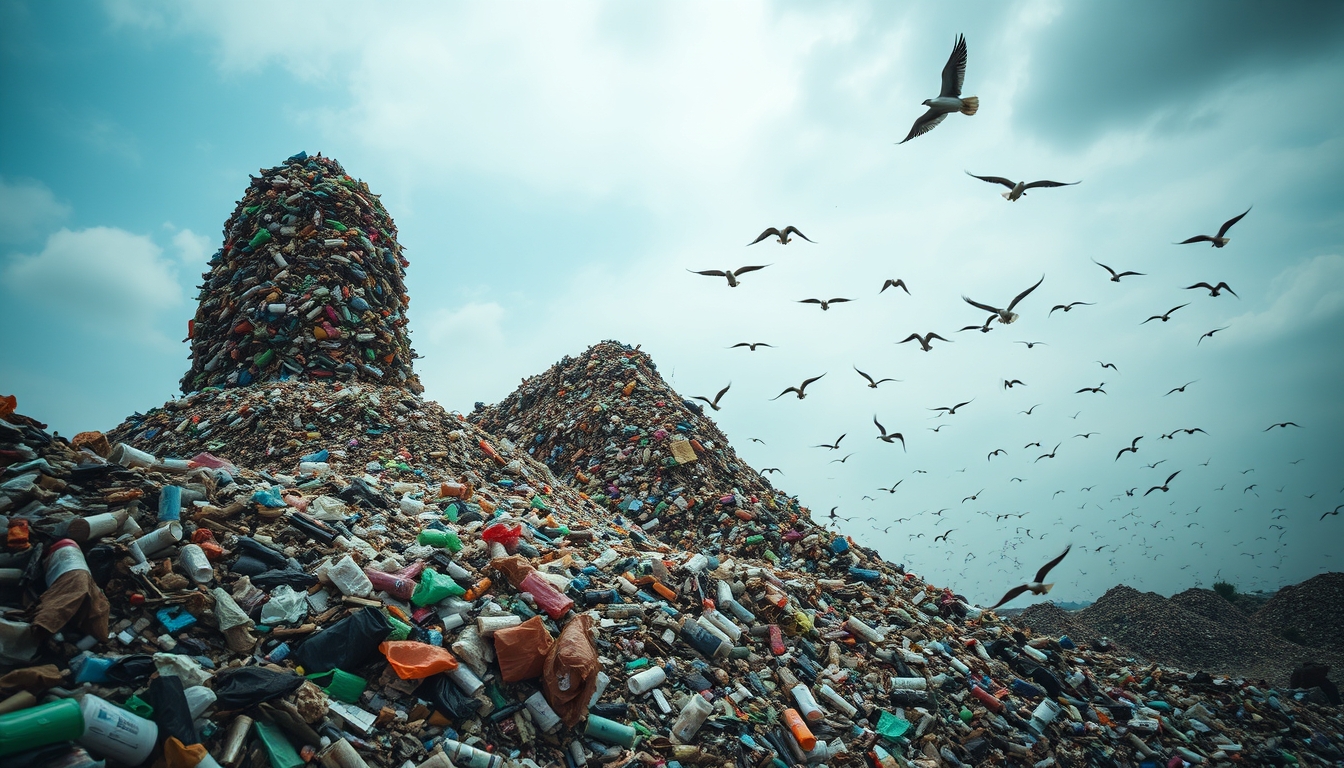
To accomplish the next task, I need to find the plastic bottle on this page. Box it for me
[179,544,214,584]
[417,529,463,553]
[365,569,416,601]
[790,684,824,723]
[817,683,858,717]
[627,666,667,694]
[327,555,374,597]
[671,694,713,743]
[519,571,575,619]
[584,715,637,748]
[844,616,883,643]
[158,485,183,521]
[782,708,817,751]
[44,540,90,586]
[441,739,503,768]
[524,691,562,734]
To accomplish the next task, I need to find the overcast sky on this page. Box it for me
[3,1,1342,606]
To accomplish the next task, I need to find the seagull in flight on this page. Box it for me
[1020,404,1042,415]
[830,453,856,464]
[1165,381,1198,396]
[1076,383,1107,394]
[1264,422,1302,431]
[799,297,853,311]
[963,275,1044,325]
[899,34,978,144]
[761,467,782,475]
[988,546,1072,609]
[1093,259,1145,282]
[1198,326,1229,344]
[1015,341,1047,349]
[1003,379,1026,389]
[688,265,769,288]
[1035,443,1061,462]
[771,373,826,400]
[898,332,951,351]
[930,399,974,416]
[1184,281,1238,298]
[964,171,1079,201]
[1115,436,1142,460]
[962,489,984,503]
[814,434,846,450]
[1142,304,1190,324]
[691,383,731,411]
[880,279,910,295]
[873,417,906,450]
[729,342,774,351]
[877,481,903,493]
[854,366,899,388]
[1144,460,1167,469]
[934,529,956,543]
[749,226,813,245]
[1177,207,1251,248]
[1144,470,1181,496]
[1321,505,1342,521]
[1097,361,1118,371]
[988,448,1006,461]
[1050,301,1094,316]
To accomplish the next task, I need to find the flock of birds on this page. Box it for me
[679,35,1329,609]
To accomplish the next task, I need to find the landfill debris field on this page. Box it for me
[181,151,421,395]
[1,157,1342,768]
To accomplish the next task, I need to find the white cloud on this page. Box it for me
[2,227,184,334]
[1226,254,1344,342]
[170,228,213,272]
[0,177,71,244]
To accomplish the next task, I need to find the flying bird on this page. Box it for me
[1076,383,1107,394]
[750,438,766,444]
[1197,326,1229,344]
[959,316,996,333]
[927,425,947,433]
[1074,432,1098,439]
[1321,505,1342,521]
[1177,207,1251,248]
[749,226,813,246]
[761,467,783,475]
[962,489,984,503]
[873,417,906,450]
[1093,259,1145,282]
[965,171,1079,201]
[1020,404,1042,415]
[1097,361,1118,371]
[877,481,903,493]
[830,453,855,464]
[1115,436,1143,460]
[1165,381,1198,396]
[988,546,1072,609]
[1184,282,1238,298]
[899,332,952,351]
[934,529,956,543]
[930,399,974,416]
[1144,470,1181,496]
[1035,443,1061,462]
[963,275,1045,325]
[1015,341,1047,349]
[799,297,853,311]
[687,265,769,287]
[814,434,846,451]
[1142,304,1190,324]
[1003,379,1026,389]
[1264,422,1302,431]
[855,366,899,388]
[988,448,1006,461]
[691,383,731,411]
[1144,460,1167,469]
[880,279,910,295]
[1024,441,1041,449]
[899,34,978,143]
[771,373,827,400]
[1050,301,1094,316]
[729,342,774,351]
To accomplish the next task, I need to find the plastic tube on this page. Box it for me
[671,694,713,743]
[816,683,857,717]
[782,708,817,751]
[627,667,667,694]
[790,684,824,723]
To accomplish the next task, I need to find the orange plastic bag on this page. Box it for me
[493,616,553,683]
[543,614,599,727]
[491,555,535,590]
[0,395,15,421]
[379,641,459,680]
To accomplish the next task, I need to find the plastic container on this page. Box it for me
[791,683,824,722]
[844,616,882,643]
[365,569,417,601]
[671,693,713,743]
[0,698,84,756]
[44,539,90,586]
[158,485,182,521]
[1029,699,1062,732]
[442,739,504,768]
[783,707,817,751]
[519,571,575,620]
[68,509,130,544]
[132,522,184,560]
[327,555,374,597]
[79,694,159,765]
[417,529,463,553]
[109,443,156,469]
[584,714,637,748]
[476,615,521,636]
[179,544,214,583]
[524,690,562,733]
[627,666,667,694]
[890,676,927,690]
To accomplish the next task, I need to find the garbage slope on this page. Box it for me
[1253,572,1344,652]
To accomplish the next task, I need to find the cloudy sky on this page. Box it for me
[3,1,1342,606]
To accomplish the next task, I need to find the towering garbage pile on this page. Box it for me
[181,151,420,394]
[470,342,804,556]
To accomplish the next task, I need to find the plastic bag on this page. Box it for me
[875,710,910,741]
[379,641,459,679]
[411,569,464,607]
[260,585,307,625]
[520,571,574,620]
[150,674,198,747]
[213,666,304,709]
[490,555,534,589]
[294,606,391,674]
[419,674,482,720]
[481,522,522,550]
[493,615,553,683]
[543,613,599,727]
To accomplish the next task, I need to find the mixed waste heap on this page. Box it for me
[181,151,420,395]
[1,156,1341,768]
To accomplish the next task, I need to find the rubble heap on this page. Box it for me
[1254,573,1344,654]
[1017,585,1344,687]
[4,386,1344,767]
[181,152,420,394]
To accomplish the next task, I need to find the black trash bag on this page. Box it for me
[293,606,391,674]
[231,537,290,576]
[213,666,304,709]
[419,675,482,720]
[249,567,318,590]
[149,674,198,747]
[105,654,157,685]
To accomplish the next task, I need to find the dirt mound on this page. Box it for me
[1020,584,1343,685]
[1254,572,1344,651]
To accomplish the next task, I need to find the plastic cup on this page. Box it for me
[109,443,156,468]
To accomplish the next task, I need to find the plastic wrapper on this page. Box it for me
[293,606,391,674]
[493,615,553,683]
[542,613,599,727]
[379,641,459,680]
